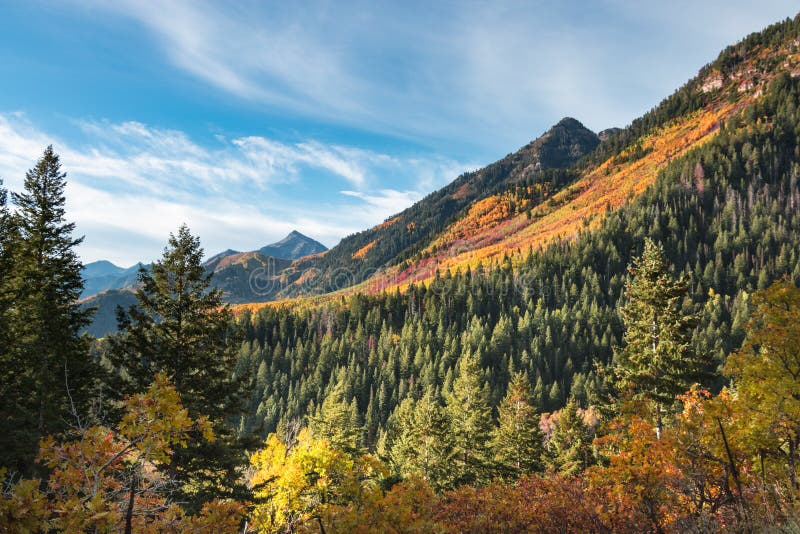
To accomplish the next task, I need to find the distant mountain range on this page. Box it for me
[80,231,328,336]
[81,230,327,299]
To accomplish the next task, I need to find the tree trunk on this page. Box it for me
[789,436,798,490]
[124,472,136,534]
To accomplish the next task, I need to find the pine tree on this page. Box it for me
[0,178,13,356]
[388,393,452,490]
[615,238,709,437]
[492,372,545,478]
[108,224,245,508]
[545,398,594,476]
[0,148,97,476]
[445,351,494,486]
[308,380,362,454]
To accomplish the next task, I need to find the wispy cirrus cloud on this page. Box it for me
[78,0,799,152]
[0,113,472,265]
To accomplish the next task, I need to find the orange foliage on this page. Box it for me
[352,240,377,259]
[435,475,610,533]
[377,216,400,229]
[365,98,746,294]
[587,415,686,532]
[0,375,243,533]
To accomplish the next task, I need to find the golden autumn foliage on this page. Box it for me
[352,240,377,260]
[0,374,243,533]
[249,428,386,534]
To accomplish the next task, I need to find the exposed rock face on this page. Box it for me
[598,127,623,142]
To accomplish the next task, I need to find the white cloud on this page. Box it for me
[340,189,421,222]
[74,0,799,151]
[0,113,470,265]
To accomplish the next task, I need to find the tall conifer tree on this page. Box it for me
[1,147,95,474]
[308,380,362,454]
[615,238,709,437]
[0,178,13,356]
[492,372,545,477]
[388,393,452,490]
[108,224,245,508]
[445,351,494,486]
[545,398,594,476]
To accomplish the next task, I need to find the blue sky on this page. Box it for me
[0,1,796,265]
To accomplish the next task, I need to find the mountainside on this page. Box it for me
[261,117,601,298]
[250,14,800,303]
[81,262,144,298]
[228,15,800,445]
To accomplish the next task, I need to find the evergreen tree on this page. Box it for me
[445,351,494,486]
[388,393,452,490]
[108,224,245,508]
[545,398,594,476]
[0,178,13,357]
[491,372,545,478]
[615,238,709,437]
[307,380,361,454]
[0,147,96,475]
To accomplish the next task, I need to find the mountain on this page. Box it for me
[205,251,294,303]
[204,248,240,265]
[80,289,138,338]
[257,230,327,260]
[82,260,124,279]
[81,261,144,298]
[81,232,319,334]
[273,13,797,301]
[597,127,622,142]
[266,117,601,298]
[81,231,326,301]
[228,13,800,446]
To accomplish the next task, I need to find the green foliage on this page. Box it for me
[492,372,545,477]
[546,399,594,476]
[614,238,710,423]
[445,351,495,486]
[725,279,800,488]
[108,224,246,508]
[0,147,98,476]
[387,394,453,491]
[308,380,362,454]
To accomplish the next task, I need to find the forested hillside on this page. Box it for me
[276,117,601,296]
[234,67,800,440]
[3,13,800,534]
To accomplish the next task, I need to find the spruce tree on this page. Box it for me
[615,238,709,437]
[545,398,594,476]
[108,224,245,508]
[0,147,96,475]
[445,351,494,486]
[0,178,13,356]
[388,393,452,490]
[491,372,545,478]
[308,380,362,454]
